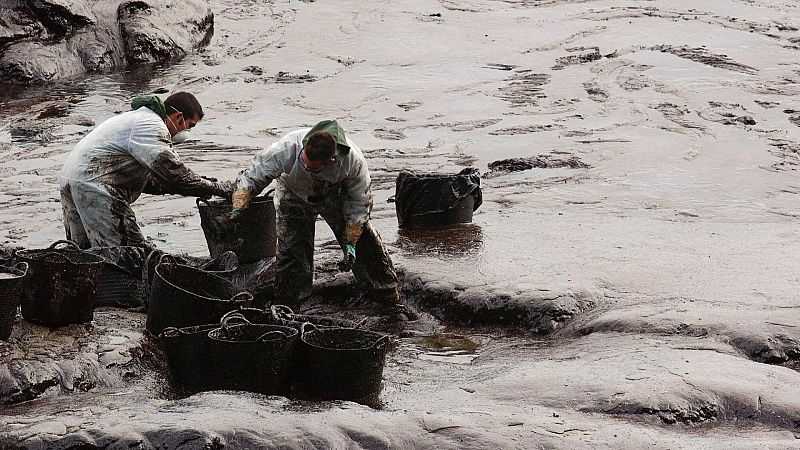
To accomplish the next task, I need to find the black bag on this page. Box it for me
[395,168,482,228]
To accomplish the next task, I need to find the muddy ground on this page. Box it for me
[2,0,800,448]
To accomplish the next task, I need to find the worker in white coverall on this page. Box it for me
[229,120,417,321]
[60,92,231,249]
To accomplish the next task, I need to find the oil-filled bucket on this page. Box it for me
[297,323,390,402]
[394,168,483,228]
[208,317,298,394]
[197,193,276,264]
[16,240,105,326]
[146,257,252,336]
[160,323,219,392]
[0,262,28,340]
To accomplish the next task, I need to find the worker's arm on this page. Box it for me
[232,134,296,212]
[127,115,225,198]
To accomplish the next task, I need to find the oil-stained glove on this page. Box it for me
[196,178,217,200]
[337,243,357,272]
[212,180,236,200]
[344,223,364,245]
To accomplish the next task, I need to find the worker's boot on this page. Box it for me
[374,288,418,321]
[383,301,418,321]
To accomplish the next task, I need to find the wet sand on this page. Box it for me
[2,0,800,448]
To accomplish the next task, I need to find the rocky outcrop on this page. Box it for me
[0,0,213,83]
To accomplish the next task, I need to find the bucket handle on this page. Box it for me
[160,327,181,339]
[257,330,288,342]
[157,253,176,266]
[220,309,245,323]
[230,291,251,304]
[270,304,294,321]
[371,334,390,350]
[48,239,80,250]
[300,321,318,336]
[12,261,28,276]
[221,312,252,329]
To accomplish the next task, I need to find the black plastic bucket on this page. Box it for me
[141,250,241,310]
[146,259,252,336]
[0,262,28,340]
[95,265,144,307]
[88,246,148,308]
[197,193,276,264]
[16,240,105,326]
[395,169,482,228]
[297,324,390,402]
[160,323,219,392]
[208,317,298,394]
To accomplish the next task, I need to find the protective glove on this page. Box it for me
[211,180,236,200]
[196,178,232,200]
[337,243,357,272]
[344,223,364,245]
[232,189,253,210]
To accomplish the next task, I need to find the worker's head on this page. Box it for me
[165,92,203,142]
[301,131,337,172]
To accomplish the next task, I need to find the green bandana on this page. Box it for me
[302,119,350,157]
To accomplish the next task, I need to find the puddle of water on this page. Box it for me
[396,224,484,258]
[409,335,482,365]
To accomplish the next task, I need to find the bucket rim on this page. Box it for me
[154,261,252,303]
[16,240,105,266]
[197,192,274,209]
[208,323,298,343]
[301,326,389,351]
[160,323,220,339]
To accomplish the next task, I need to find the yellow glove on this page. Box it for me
[344,223,364,245]
[231,189,253,212]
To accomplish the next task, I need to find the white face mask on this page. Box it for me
[171,129,190,144]
[167,112,191,144]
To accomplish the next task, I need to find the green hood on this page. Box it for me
[302,120,350,157]
[131,95,167,122]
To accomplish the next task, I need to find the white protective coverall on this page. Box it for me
[60,105,222,249]
[235,121,399,306]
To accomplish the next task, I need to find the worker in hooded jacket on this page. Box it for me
[59,91,231,249]
[229,120,416,320]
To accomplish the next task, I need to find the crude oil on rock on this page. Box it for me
[0,0,213,83]
[2,0,800,448]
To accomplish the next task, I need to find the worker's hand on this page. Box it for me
[232,189,253,210]
[211,180,236,200]
[337,243,357,272]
